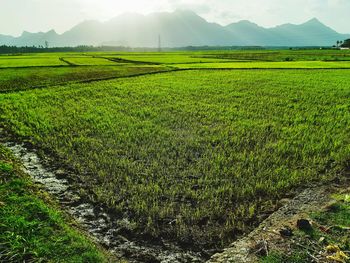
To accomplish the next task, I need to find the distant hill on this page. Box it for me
[1,10,349,47]
[225,20,278,46]
[268,18,347,46]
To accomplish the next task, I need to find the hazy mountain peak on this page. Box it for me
[172,9,206,21]
[1,11,349,47]
[236,20,257,25]
[46,29,58,35]
[70,20,101,30]
[231,20,262,28]
[299,17,338,34]
[275,17,324,29]
[304,17,322,25]
[167,9,209,26]
[20,30,53,37]
[173,9,198,15]
[21,31,32,36]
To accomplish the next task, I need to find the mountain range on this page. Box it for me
[0,10,349,47]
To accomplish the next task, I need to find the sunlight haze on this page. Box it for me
[0,0,349,36]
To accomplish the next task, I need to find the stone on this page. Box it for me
[279,226,293,237]
[297,219,313,231]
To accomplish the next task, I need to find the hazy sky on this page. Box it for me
[1,0,349,36]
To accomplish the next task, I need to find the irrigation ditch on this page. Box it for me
[2,127,348,263]
[0,133,206,263]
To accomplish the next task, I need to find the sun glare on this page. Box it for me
[84,0,167,20]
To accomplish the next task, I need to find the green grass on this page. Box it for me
[261,252,310,263]
[0,145,112,262]
[0,55,67,68]
[174,61,350,69]
[62,56,123,66]
[93,50,350,64]
[261,194,350,263]
[197,49,350,62]
[0,68,349,249]
[0,65,171,92]
[99,53,238,64]
[2,50,350,69]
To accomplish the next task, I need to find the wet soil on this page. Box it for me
[3,129,345,263]
[2,141,205,263]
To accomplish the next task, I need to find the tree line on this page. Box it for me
[0,41,348,54]
[341,39,350,48]
[0,45,136,54]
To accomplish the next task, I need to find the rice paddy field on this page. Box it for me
[1,50,350,260]
[0,55,66,68]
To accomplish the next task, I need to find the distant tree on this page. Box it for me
[0,44,135,54]
[45,41,49,49]
[341,39,350,48]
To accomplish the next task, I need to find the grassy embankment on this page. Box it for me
[262,193,350,263]
[0,144,113,262]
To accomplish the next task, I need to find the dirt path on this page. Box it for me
[208,184,345,263]
[59,57,77,66]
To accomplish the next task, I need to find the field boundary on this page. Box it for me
[2,63,350,70]
[0,67,177,94]
[59,57,77,66]
[3,67,350,94]
[98,56,162,65]
[208,180,350,263]
[0,65,71,70]
[177,67,350,70]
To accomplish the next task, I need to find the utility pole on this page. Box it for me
[158,35,161,52]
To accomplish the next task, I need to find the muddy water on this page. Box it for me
[3,141,205,263]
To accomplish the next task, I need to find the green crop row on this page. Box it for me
[0,65,171,92]
[174,61,350,69]
[1,50,350,68]
[1,69,349,250]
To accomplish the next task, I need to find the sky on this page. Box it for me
[0,0,349,36]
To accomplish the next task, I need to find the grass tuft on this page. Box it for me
[0,146,112,263]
